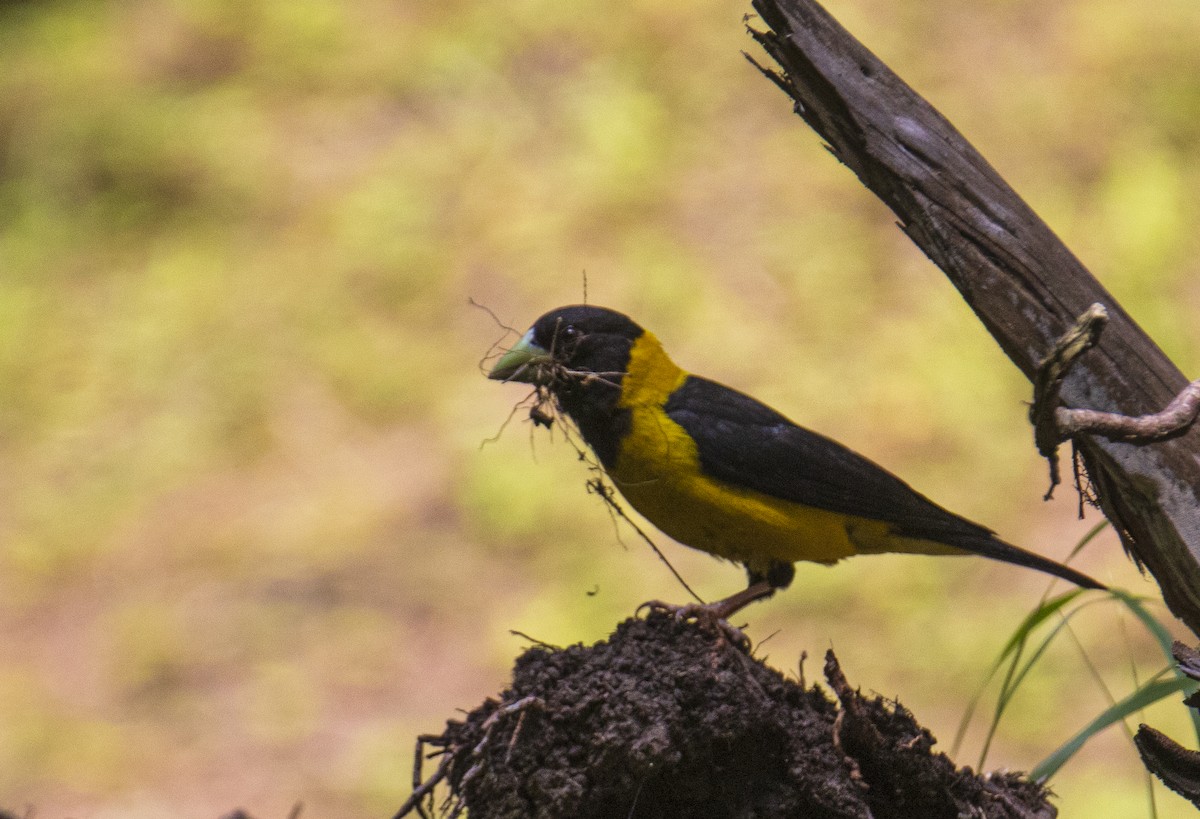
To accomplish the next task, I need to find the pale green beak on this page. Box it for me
[488,329,552,383]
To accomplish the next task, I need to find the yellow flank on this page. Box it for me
[609,333,965,575]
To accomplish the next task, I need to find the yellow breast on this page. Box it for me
[607,334,885,573]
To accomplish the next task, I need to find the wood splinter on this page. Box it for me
[1030,303,1200,499]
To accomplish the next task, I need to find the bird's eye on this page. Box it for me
[562,324,578,340]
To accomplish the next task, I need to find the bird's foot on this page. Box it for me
[636,599,751,650]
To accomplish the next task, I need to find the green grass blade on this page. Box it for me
[977,597,1107,768]
[953,590,1088,759]
[1106,589,1200,747]
[955,524,1107,758]
[1031,672,1196,783]
[1065,520,1111,560]
[1109,589,1175,659]
[994,589,1089,662]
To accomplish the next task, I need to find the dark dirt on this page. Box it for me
[398,611,1056,819]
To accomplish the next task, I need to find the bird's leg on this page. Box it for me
[705,578,777,620]
[705,559,795,618]
[638,561,795,646]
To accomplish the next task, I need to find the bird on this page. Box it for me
[488,304,1105,620]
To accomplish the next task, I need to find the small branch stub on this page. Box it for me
[1057,383,1200,442]
[1134,642,1200,809]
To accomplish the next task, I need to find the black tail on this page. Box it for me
[961,534,1106,591]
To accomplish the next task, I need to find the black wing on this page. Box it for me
[663,375,992,544]
[664,376,1105,590]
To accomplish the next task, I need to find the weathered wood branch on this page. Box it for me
[749,0,1200,634]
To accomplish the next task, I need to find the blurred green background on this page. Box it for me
[1,0,1198,815]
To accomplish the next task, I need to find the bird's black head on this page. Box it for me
[488,305,644,387]
[488,306,645,465]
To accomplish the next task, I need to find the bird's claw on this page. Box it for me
[636,599,751,650]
